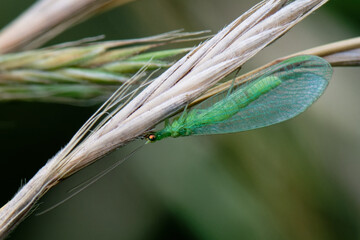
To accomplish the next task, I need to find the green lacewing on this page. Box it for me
[39,55,332,212]
[147,55,332,142]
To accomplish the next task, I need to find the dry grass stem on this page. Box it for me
[0,0,328,238]
[296,36,360,57]
[194,36,360,105]
[324,48,360,66]
[0,0,134,53]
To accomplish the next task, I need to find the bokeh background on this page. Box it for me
[1,0,360,239]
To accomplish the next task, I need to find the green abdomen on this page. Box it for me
[187,76,282,127]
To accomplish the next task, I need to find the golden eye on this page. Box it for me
[148,134,156,141]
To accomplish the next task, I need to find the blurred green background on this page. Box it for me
[1,0,360,239]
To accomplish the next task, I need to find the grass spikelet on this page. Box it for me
[0,32,202,104]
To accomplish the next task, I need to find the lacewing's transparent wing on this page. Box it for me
[191,55,332,135]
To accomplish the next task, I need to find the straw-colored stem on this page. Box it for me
[294,37,360,57]
[193,37,360,105]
